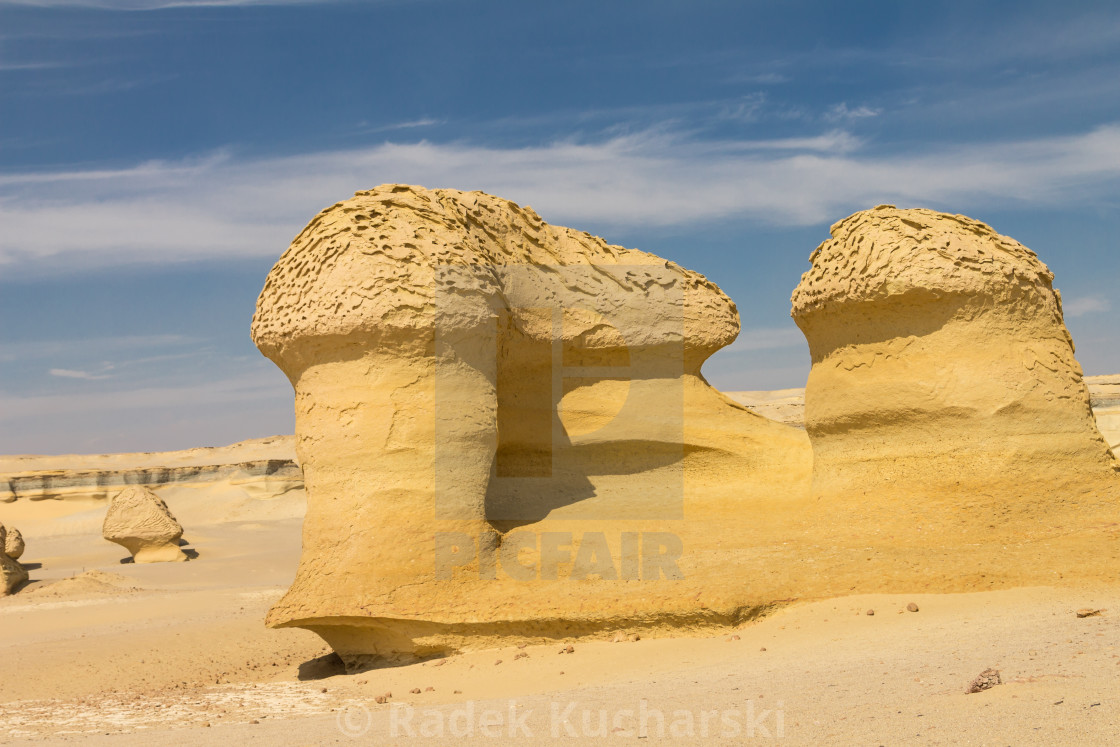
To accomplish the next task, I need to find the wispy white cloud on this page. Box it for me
[0,367,294,453]
[0,60,69,72]
[823,102,881,122]
[1065,295,1113,318]
[722,326,805,353]
[367,117,446,133]
[48,366,113,380]
[732,72,788,85]
[3,124,1120,271]
[716,93,768,123]
[0,335,200,362]
[0,370,288,421]
[724,130,862,154]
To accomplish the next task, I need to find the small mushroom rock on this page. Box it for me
[0,524,28,595]
[102,486,188,563]
[3,525,24,561]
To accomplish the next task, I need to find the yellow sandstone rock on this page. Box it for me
[102,486,188,563]
[791,205,1120,546]
[3,524,23,561]
[252,185,811,667]
[0,523,27,595]
[253,193,1120,667]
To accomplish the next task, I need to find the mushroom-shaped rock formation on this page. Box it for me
[102,486,188,563]
[0,523,27,595]
[3,524,24,561]
[252,185,812,667]
[791,206,1120,554]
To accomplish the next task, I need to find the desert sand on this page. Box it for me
[1,517,1119,744]
[2,467,1120,745]
[3,195,1118,744]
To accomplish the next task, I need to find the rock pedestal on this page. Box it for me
[0,523,27,595]
[102,486,188,563]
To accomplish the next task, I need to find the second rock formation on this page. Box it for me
[102,486,188,563]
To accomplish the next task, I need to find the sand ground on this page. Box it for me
[1,513,1118,745]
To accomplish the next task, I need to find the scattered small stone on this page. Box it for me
[494,659,502,665]
[866,609,875,616]
[320,687,328,693]
[967,668,1001,694]
[375,692,392,704]
[202,723,211,728]
[249,719,260,725]
[517,643,528,649]
[433,659,447,667]
[759,647,767,652]
[410,688,421,694]
[425,687,435,692]
[907,602,919,612]
[514,652,528,660]
[1077,608,1103,618]
[727,635,740,641]
[559,645,574,654]
[453,690,462,694]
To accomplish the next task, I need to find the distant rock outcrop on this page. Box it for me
[0,523,27,595]
[1,436,302,504]
[1090,375,1120,454]
[791,205,1119,541]
[102,486,188,563]
[252,185,811,666]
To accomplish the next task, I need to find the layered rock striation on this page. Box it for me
[1,437,302,504]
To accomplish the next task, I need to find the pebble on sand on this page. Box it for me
[967,668,1001,694]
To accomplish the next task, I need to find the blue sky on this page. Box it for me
[1,0,1118,454]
